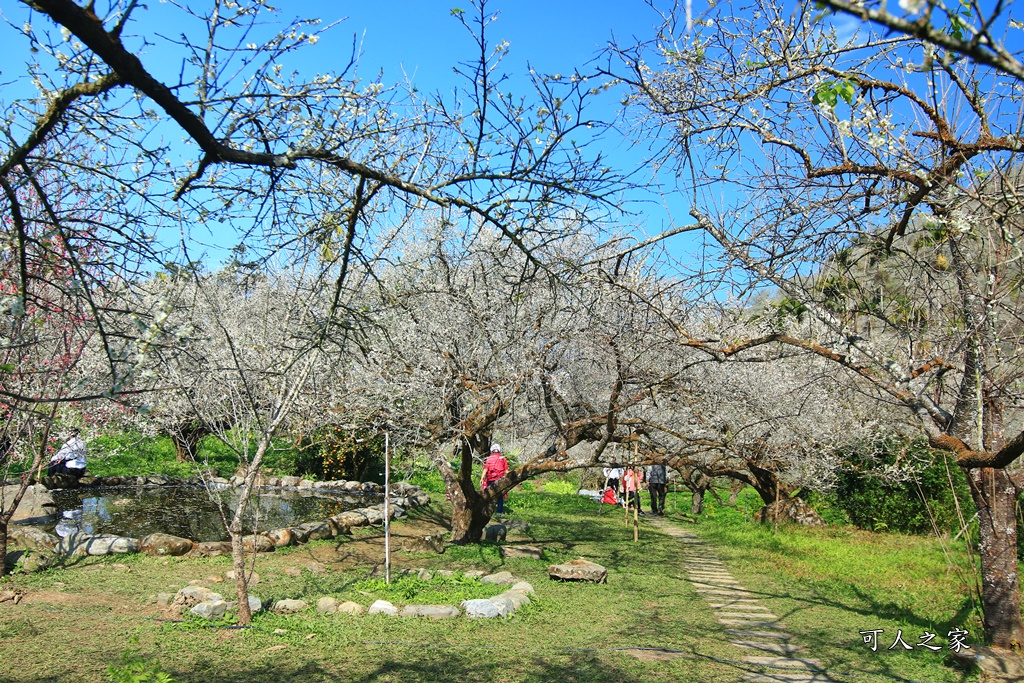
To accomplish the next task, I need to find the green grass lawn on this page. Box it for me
[0,485,998,683]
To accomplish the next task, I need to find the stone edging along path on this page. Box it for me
[6,476,431,566]
[647,518,835,683]
[169,569,536,622]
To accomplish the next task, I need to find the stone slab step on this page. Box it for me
[742,656,822,669]
[743,673,833,683]
[725,629,794,639]
[697,588,756,597]
[732,640,804,654]
[711,602,768,608]
[720,620,787,628]
[718,612,780,620]
[692,582,749,591]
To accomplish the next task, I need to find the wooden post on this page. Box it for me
[773,477,779,536]
[384,431,391,584]
[633,445,639,542]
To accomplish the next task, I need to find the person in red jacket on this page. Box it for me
[480,443,510,513]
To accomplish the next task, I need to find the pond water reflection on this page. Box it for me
[49,485,380,541]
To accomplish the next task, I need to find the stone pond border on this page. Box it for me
[5,476,431,569]
[170,568,537,622]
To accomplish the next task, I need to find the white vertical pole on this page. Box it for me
[384,431,391,584]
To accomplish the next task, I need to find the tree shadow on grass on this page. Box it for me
[153,651,651,683]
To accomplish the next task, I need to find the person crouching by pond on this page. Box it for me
[480,443,509,514]
[48,428,87,479]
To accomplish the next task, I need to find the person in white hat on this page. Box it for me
[480,443,510,513]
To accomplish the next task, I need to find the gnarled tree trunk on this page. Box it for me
[966,467,1024,649]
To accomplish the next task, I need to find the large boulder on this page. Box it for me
[7,526,59,552]
[549,558,607,584]
[500,545,543,560]
[488,595,516,617]
[296,521,333,542]
[483,524,506,543]
[2,484,57,525]
[172,586,223,610]
[264,529,296,547]
[401,535,445,554]
[3,549,55,574]
[271,599,308,615]
[480,571,517,586]
[74,534,138,556]
[191,541,232,557]
[140,533,194,556]
[398,604,461,619]
[333,511,368,527]
[190,600,227,620]
[367,600,397,616]
[241,534,275,553]
[461,599,501,619]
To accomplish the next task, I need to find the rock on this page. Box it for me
[367,600,398,616]
[192,541,232,557]
[500,590,532,609]
[510,581,535,595]
[488,595,516,617]
[77,477,99,487]
[297,521,333,541]
[279,476,302,487]
[436,570,454,578]
[415,568,433,581]
[361,482,380,493]
[271,599,308,615]
[463,570,486,580]
[298,479,315,488]
[461,598,501,618]
[334,511,368,527]
[388,504,406,520]
[3,549,55,574]
[263,528,295,547]
[190,600,227,620]
[145,475,172,486]
[337,601,364,615]
[0,590,17,603]
[343,481,362,491]
[174,585,223,606]
[156,593,175,607]
[40,474,79,490]
[226,596,263,614]
[287,526,311,544]
[505,520,530,533]
[399,604,461,619]
[401,535,446,554]
[410,492,432,507]
[951,645,1024,682]
[242,534,275,553]
[113,499,134,507]
[549,558,607,584]
[483,524,506,542]
[362,508,385,525]
[500,545,543,560]
[316,597,340,614]
[7,525,59,551]
[140,533,194,557]
[306,561,327,575]
[76,534,135,556]
[225,570,260,586]
[480,571,516,586]
[2,484,57,524]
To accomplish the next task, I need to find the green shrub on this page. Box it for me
[828,437,974,536]
[107,652,177,683]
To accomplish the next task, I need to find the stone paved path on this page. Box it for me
[647,517,835,683]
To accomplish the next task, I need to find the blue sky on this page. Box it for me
[1,1,693,263]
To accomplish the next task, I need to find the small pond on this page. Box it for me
[48,485,381,542]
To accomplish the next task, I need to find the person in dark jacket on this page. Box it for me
[647,463,668,515]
